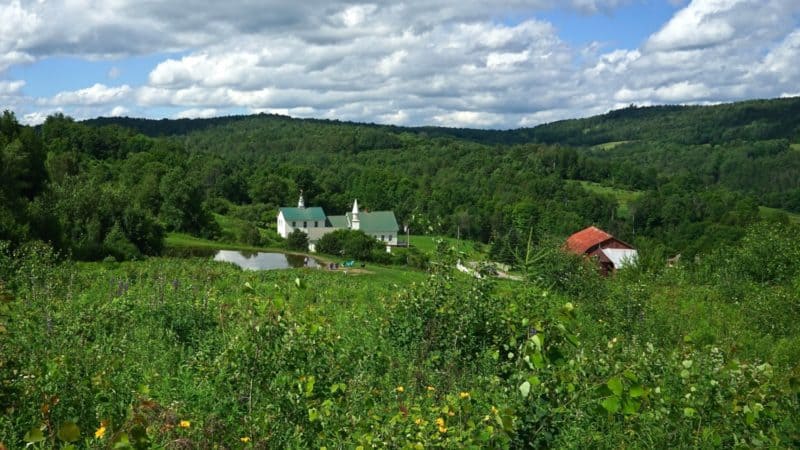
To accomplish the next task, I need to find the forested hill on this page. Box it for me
[3,96,800,264]
[85,96,800,146]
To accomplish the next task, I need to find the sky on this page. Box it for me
[1,0,799,128]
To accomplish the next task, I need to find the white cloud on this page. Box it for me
[337,4,377,28]
[5,0,800,127]
[646,0,738,51]
[175,108,218,119]
[22,109,60,126]
[486,51,530,69]
[0,79,25,95]
[433,111,504,127]
[109,105,128,116]
[45,83,132,106]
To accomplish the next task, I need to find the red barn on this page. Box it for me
[565,226,637,275]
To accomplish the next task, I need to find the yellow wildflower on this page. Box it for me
[179,420,191,428]
[491,406,498,414]
[240,437,251,443]
[414,418,423,426]
[426,386,435,392]
[94,426,106,439]
[459,391,470,399]
[435,418,447,433]
[395,386,404,393]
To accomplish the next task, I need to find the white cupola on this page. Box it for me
[298,191,305,208]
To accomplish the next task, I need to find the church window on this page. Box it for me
[303,221,307,228]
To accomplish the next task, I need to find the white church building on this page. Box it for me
[277,194,400,252]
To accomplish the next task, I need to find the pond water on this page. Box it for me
[213,250,320,271]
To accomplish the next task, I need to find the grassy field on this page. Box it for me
[166,232,279,252]
[574,180,643,219]
[758,205,800,224]
[166,231,429,285]
[405,234,485,260]
[790,143,800,152]
[3,226,800,447]
[590,140,634,150]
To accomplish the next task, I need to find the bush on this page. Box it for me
[731,221,800,284]
[286,229,309,251]
[316,229,346,255]
[317,229,379,260]
[121,206,164,256]
[237,222,263,246]
[103,222,141,260]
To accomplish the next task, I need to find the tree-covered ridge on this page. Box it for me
[85,96,800,146]
[2,95,800,263]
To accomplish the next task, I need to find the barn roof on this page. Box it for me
[565,226,614,254]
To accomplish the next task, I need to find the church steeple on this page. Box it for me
[298,191,305,208]
[351,199,360,230]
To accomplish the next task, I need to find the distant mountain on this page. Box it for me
[84,97,800,147]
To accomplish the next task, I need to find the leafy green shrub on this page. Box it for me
[121,206,164,256]
[317,229,379,261]
[728,221,800,284]
[103,222,140,260]
[387,262,504,364]
[236,221,263,246]
[522,240,605,299]
[286,229,309,251]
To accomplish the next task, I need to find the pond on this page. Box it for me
[213,250,320,271]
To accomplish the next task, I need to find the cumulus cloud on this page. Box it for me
[22,110,60,126]
[0,79,25,95]
[109,105,129,116]
[44,84,132,106]
[175,108,218,119]
[7,0,800,128]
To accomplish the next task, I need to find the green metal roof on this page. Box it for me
[327,215,349,228]
[347,211,399,232]
[279,207,326,222]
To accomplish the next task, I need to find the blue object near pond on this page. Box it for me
[213,250,320,271]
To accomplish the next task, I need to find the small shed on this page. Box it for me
[565,226,637,275]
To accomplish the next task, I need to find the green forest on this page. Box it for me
[1,98,799,448]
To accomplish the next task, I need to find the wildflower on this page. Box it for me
[435,418,447,433]
[395,386,404,393]
[414,418,423,426]
[95,426,106,439]
[426,386,435,392]
[179,420,191,428]
[491,406,498,414]
[240,437,251,443]
[459,391,470,399]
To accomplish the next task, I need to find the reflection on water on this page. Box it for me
[213,250,320,271]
